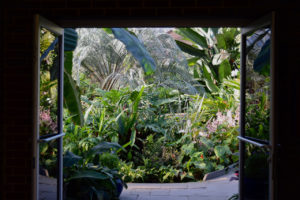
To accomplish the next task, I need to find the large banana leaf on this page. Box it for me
[64,51,84,126]
[111,28,156,75]
[175,40,206,57]
[177,28,208,49]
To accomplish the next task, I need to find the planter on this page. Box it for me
[116,178,123,197]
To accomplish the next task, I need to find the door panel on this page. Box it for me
[240,14,274,200]
[34,15,64,200]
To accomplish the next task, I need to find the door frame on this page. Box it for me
[239,12,276,200]
[33,15,65,200]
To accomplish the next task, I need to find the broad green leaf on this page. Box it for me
[153,97,177,106]
[200,137,214,148]
[64,51,84,126]
[175,40,206,57]
[90,142,123,155]
[69,170,109,180]
[178,28,208,49]
[111,28,156,75]
[214,145,232,158]
[202,65,219,92]
[63,151,82,167]
[218,60,231,82]
[216,34,227,50]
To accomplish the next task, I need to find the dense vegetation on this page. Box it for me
[40,27,245,199]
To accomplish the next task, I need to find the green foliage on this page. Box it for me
[63,142,127,200]
[64,51,84,126]
[175,28,240,93]
[60,28,243,185]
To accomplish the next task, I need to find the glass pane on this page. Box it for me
[39,140,58,200]
[245,27,271,141]
[39,27,60,200]
[39,27,59,136]
[243,143,269,199]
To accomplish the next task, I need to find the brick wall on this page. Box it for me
[1,0,300,199]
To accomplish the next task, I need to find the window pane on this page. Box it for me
[243,143,269,199]
[39,27,59,136]
[39,140,58,200]
[245,27,271,141]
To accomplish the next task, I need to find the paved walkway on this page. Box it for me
[120,172,238,200]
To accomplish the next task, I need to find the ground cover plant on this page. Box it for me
[40,27,241,199]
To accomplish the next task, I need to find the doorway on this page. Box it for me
[33,14,276,200]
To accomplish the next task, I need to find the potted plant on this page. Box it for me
[63,142,127,200]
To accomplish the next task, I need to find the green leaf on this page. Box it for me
[202,65,219,92]
[200,137,214,149]
[63,151,82,167]
[187,57,200,66]
[216,34,227,50]
[64,51,84,126]
[90,142,123,155]
[218,60,231,82]
[69,170,109,180]
[130,129,136,147]
[102,28,113,34]
[153,97,177,106]
[214,145,232,159]
[111,28,156,75]
[175,40,206,57]
[178,28,208,49]
[193,66,200,79]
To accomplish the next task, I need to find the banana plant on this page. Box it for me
[174,28,240,93]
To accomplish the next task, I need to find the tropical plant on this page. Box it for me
[174,28,240,93]
[73,28,146,91]
[63,142,127,200]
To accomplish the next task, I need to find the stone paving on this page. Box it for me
[120,172,238,200]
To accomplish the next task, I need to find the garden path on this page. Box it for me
[120,171,238,200]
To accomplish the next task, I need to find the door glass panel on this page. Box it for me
[39,27,60,199]
[39,140,58,199]
[244,143,269,199]
[243,26,271,200]
[245,27,271,141]
[39,27,59,137]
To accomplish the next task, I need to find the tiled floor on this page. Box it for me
[38,172,238,200]
[120,172,238,200]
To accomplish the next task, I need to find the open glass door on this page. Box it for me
[34,15,64,200]
[239,14,275,200]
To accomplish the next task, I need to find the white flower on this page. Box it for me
[231,69,239,77]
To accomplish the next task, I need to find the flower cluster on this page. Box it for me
[206,107,240,134]
[39,107,57,133]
